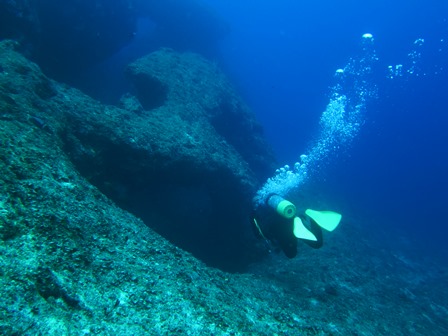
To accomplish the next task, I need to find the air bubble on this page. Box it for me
[253,34,378,207]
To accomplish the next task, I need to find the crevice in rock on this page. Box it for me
[128,73,168,110]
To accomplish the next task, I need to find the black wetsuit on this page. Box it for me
[252,204,323,258]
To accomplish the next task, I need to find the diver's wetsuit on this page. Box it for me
[252,204,323,258]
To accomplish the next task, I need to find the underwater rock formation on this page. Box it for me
[0,38,273,334]
[67,49,275,270]
[0,40,274,270]
[126,48,273,177]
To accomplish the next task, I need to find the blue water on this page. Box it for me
[200,0,448,257]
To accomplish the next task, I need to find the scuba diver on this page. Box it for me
[251,194,342,258]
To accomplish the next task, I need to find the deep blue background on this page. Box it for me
[201,0,448,256]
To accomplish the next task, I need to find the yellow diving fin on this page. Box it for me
[293,217,317,241]
[305,209,342,232]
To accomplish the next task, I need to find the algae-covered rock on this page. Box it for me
[126,48,274,179]
[0,40,275,270]
[62,50,276,270]
[0,38,277,335]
